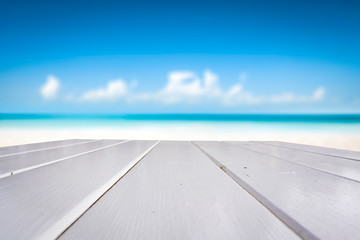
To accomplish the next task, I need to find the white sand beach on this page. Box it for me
[1,126,360,151]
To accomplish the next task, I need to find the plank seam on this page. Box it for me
[191,141,320,240]
[0,139,98,158]
[255,141,360,162]
[0,139,82,150]
[224,141,360,184]
[0,140,129,179]
[54,140,160,240]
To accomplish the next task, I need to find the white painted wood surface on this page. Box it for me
[260,141,360,161]
[0,140,157,240]
[60,141,299,240]
[194,141,360,240]
[226,141,360,182]
[2,140,360,240]
[0,139,125,178]
[0,139,91,156]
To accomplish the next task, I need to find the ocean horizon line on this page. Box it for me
[1,113,360,123]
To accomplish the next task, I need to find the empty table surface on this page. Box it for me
[0,140,359,240]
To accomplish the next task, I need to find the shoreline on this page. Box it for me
[1,126,360,151]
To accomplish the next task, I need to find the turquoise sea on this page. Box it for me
[1,114,360,134]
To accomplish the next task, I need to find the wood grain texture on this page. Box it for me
[0,140,157,240]
[0,139,125,178]
[60,141,299,240]
[259,141,360,161]
[0,139,91,156]
[226,141,360,182]
[194,141,360,240]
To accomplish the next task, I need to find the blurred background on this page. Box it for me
[0,0,359,149]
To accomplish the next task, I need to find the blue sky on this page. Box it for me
[0,0,359,113]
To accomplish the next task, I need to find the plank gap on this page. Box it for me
[224,141,360,184]
[256,141,360,162]
[56,140,160,239]
[191,141,319,240]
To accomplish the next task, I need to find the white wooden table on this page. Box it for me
[1,140,359,240]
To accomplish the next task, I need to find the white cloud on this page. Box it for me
[164,71,201,95]
[155,70,222,103]
[155,70,325,105]
[64,70,326,106]
[223,84,326,105]
[268,87,325,104]
[312,87,325,101]
[223,84,262,105]
[81,79,128,101]
[40,75,60,100]
[221,73,325,105]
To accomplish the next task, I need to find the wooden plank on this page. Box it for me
[194,141,360,240]
[259,141,360,161]
[0,139,92,157]
[225,141,360,182]
[0,139,126,178]
[0,140,157,240]
[60,141,299,240]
